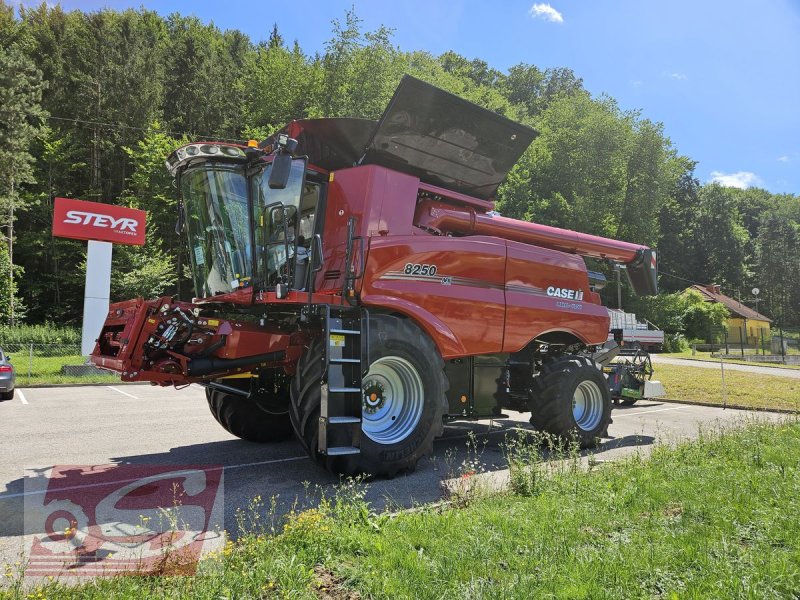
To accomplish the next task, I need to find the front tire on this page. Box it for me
[529,355,612,448]
[206,379,293,443]
[290,314,448,476]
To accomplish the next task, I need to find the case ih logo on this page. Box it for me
[24,464,224,577]
[52,197,147,246]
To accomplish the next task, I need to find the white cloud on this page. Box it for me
[529,3,564,23]
[630,80,643,88]
[778,155,790,162]
[709,171,763,189]
[662,71,687,80]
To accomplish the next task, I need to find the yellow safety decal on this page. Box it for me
[207,319,220,326]
[220,372,253,379]
[147,318,157,324]
[328,172,335,182]
[329,334,346,347]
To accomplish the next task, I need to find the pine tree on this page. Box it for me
[0,12,47,325]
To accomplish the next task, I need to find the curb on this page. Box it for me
[658,356,800,371]
[659,397,799,415]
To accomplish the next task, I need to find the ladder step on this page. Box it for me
[329,387,361,393]
[330,358,360,364]
[326,446,361,456]
[328,416,361,424]
[330,328,360,335]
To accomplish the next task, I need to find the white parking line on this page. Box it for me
[18,389,28,405]
[0,455,308,500]
[107,386,139,399]
[613,406,686,418]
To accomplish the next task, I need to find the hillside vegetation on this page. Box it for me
[0,4,797,329]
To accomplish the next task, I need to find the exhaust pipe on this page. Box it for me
[186,350,286,377]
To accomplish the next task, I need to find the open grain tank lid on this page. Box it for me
[270,75,537,200]
[360,75,537,200]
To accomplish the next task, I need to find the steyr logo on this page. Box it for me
[64,210,139,234]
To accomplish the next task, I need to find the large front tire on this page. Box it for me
[206,379,293,443]
[529,355,612,448]
[290,314,448,476]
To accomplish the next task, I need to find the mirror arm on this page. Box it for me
[174,172,185,234]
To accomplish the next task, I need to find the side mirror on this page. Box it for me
[268,154,292,189]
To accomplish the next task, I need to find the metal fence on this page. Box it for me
[0,343,112,385]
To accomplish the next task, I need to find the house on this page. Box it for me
[689,284,772,345]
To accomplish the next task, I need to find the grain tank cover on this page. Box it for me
[360,75,538,200]
[266,118,377,171]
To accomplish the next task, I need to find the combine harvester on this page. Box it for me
[92,76,663,476]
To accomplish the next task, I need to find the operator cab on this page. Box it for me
[167,140,322,300]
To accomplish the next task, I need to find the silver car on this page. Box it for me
[0,349,15,400]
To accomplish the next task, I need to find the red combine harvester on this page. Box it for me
[91,76,658,476]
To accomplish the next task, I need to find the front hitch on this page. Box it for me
[90,296,300,385]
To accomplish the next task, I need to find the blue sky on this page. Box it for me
[38,0,800,194]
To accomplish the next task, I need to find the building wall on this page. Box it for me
[727,317,771,345]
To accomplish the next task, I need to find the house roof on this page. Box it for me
[690,285,772,322]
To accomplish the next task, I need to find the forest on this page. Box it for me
[1,2,798,335]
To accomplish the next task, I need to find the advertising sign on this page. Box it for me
[52,197,147,246]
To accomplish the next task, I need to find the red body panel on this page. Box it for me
[316,165,418,293]
[360,235,608,358]
[361,235,507,357]
[503,241,608,350]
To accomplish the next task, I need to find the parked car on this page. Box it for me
[0,349,15,400]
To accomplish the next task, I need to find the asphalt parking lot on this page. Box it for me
[0,383,787,575]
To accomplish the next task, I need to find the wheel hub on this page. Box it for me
[360,356,424,445]
[572,379,604,432]
[362,382,386,414]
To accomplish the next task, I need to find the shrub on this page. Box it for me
[0,323,81,345]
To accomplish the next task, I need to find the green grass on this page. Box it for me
[4,421,800,598]
[654,363,800,411]
[6,353,118,386]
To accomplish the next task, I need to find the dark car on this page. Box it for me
[0,349,15,400]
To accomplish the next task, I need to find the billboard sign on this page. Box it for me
[52,197,147,246]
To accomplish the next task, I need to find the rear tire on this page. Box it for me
[206,379,293,443]
[0,389,13,401]
[529,355,612,448]
[290,314,448,476]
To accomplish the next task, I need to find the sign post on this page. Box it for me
[52,198,147,356]
[81,241,113,355]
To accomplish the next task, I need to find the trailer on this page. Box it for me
[607,309,664,352]
[90,76,659,476]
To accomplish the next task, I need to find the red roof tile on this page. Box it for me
[689,285,772,322]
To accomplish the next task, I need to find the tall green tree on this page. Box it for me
[0,4,46,324]
[694,184,750,291]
